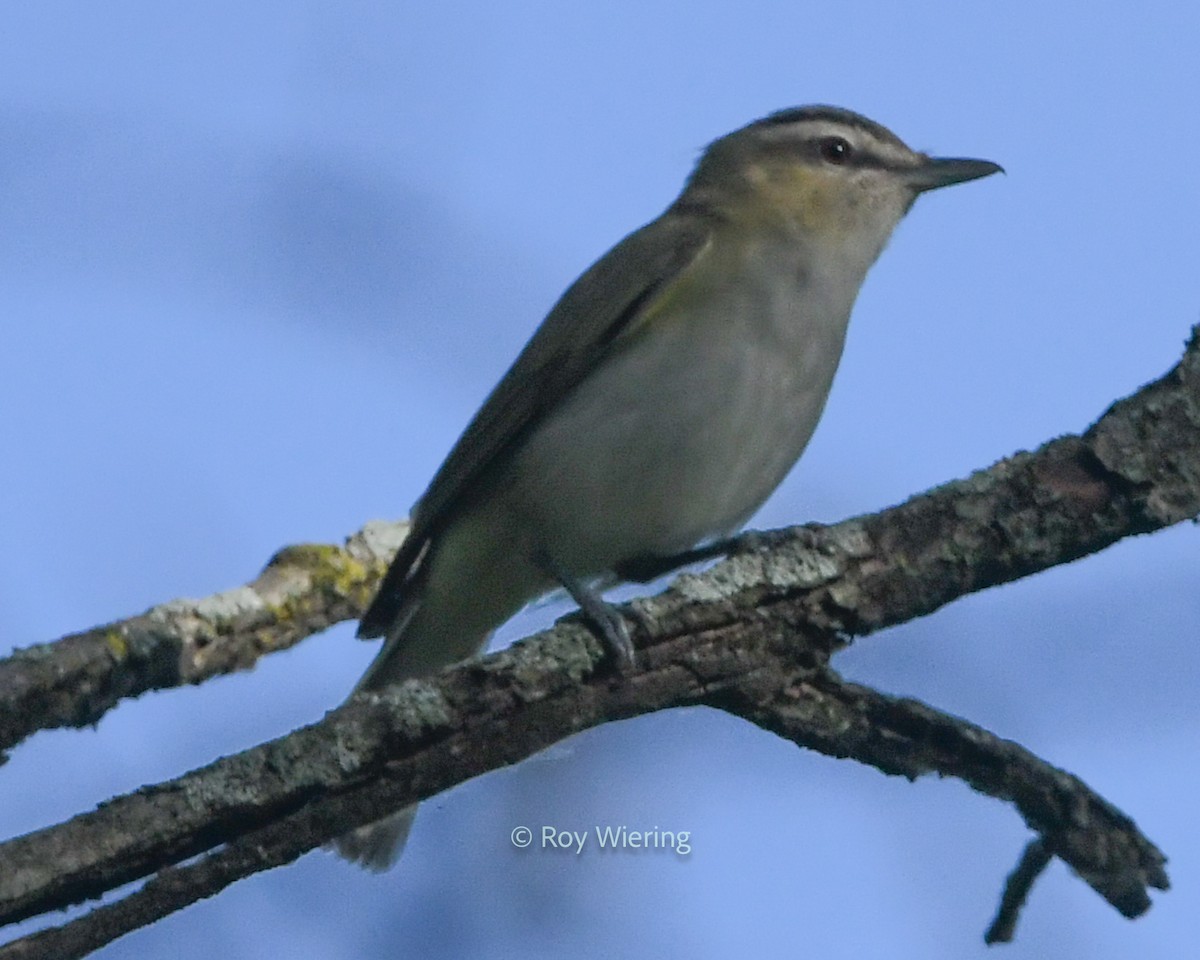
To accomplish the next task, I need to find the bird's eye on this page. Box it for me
[819,137,853,165]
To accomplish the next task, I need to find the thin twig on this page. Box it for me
[986,839,1054,944]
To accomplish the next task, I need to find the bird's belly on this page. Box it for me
[501,295,848,576]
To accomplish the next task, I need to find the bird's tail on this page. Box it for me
[331,505,546,869]
[330,594,495,870]
[331,807,418,872]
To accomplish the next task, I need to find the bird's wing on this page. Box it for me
[357,206,715,638]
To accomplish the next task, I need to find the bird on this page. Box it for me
[333,104,1001,869]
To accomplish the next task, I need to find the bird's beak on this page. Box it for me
[905,156,1004,193]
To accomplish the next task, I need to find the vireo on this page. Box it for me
[335,104,1001,868]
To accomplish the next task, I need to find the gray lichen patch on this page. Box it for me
[347,519,410,565]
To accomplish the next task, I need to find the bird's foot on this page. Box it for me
[538,554,638,667]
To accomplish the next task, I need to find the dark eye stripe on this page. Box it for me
[819,136,852,164]
[809,136,897,171]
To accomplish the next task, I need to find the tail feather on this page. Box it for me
[333,501,544,869]
[357,530,431,640]
[330,808,416,871]
[332,602,494,869]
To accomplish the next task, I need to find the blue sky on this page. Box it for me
[1,3,1198,958]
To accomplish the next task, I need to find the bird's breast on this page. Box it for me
[502,232,856,576]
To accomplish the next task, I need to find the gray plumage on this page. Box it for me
[335,105,1000,868]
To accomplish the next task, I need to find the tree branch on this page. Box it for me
[1,326,1197,956]
[729,670,1167,917]
[0,665,1167,960]
[986,839,1054,944]
[0,521,406,758]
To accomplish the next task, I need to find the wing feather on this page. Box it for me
[357,207,714,638]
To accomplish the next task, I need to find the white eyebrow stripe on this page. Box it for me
[757,119,917,167]
[756,119,849,142]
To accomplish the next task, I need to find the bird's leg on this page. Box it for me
[540,529,807,663]
[536,553,637,667]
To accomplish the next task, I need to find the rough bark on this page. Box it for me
[0,326,1197,958]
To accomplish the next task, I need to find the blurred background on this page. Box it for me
[1,2,1198,957]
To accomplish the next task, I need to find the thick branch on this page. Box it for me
[0,652,1168,959]
[1,327,1197,954]
[3,326,1197,759]
[0,522,405,757]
